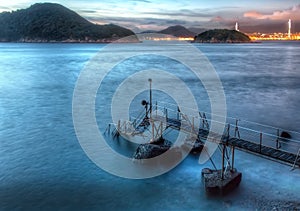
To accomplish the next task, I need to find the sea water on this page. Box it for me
[0,42,300,210]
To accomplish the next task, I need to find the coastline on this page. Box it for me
[0,37,141,44]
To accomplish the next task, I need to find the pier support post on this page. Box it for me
[276,129,280,149]
[221,144,225,180]
[151,120,154,142]
[166,109,168,120]
[192,117,195,131]
[227,123,230,140]
[259,132,262,153]
[117,120,121,132]
[234,119,237,137]
[231,146,235,171]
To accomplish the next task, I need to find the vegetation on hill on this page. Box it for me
[194,29,251,43]
[0,3,135,42]
[158,25,196,38]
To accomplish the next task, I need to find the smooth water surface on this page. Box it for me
[0,42,300,210]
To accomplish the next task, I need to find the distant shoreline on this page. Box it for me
[191,41,262,45]
[0,40,141,44]
[1,40,299,44]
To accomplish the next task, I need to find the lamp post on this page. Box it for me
[148,78,152,117]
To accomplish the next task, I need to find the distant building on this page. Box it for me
[235,22,239,32]
[288,19,291,39]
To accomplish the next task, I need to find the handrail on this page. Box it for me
[158,101,300,136]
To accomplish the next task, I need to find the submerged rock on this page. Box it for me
[133,137,172,159]
[133,143,170,159]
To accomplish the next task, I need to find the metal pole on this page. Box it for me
[148,78,152,115]
[227,123,230,138]
[276,128,280,149]
[221,144,225,180]
[145,103,148,118]
[117,120,121,132]
[231,146,235,171]
[260,132,262,153]
[235,119,238,138]
[151,120,154,142]
[160,121,163,137]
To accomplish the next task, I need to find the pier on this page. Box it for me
[108,101,300,169]
[106,101,300,194]
[105,80,300,194]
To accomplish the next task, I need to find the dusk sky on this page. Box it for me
[1,0,300,32]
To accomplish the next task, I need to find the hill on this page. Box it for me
[0,3,135,42]
[188,27,207,35]
[158,25,196,38]
[194,29,251,43]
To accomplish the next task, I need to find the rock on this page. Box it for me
[133,138,172,159]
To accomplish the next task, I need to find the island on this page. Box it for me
[159,25,196,38]
[193,29,251,43]
[0,3,136,43]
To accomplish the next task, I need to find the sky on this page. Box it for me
[0,0,300,32]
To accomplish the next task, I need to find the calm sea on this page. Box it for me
[0,41,300,210]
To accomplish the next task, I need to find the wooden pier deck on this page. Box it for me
[226,137,300,167]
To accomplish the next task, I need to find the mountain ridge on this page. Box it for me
[158,25,196,38]
[0,3,136,42]
[140,25,196,38]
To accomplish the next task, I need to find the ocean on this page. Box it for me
[0,41,300,210]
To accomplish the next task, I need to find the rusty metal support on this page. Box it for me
[221,144,225,180]
[231,146,235,171]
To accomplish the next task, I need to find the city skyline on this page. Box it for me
[0,0,300,33]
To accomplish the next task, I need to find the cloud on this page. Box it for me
[244,4,300,21]
[143,9,213,18]
[79,10,97,14]
[129,0,152,3]
[71,0,300,32]
[88,16,186,27]
[210,16,225,22]
[243,11,264,19]
[0,6,10,10]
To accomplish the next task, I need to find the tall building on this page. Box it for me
[288,19,291,38]
[235,22,239,31]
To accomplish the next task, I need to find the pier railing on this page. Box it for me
[153,101,300,152]
[106,101,300,167]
